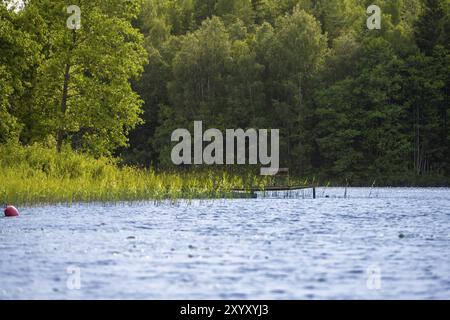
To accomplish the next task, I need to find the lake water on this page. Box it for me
[1,188,449,300]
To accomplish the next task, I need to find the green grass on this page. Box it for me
[0,143,308,206]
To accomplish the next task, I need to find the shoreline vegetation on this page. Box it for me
[1,144,448,206]
[2,1,449,203]
[0,144,290,206]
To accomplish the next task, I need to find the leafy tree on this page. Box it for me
[22,0,147,155]
[415,0,448,55]
[297,0,364,43]
[0,2,42,144]
[257,7,328,171]
[315,38,410,183]
[149,17,264,166]
[399,47,450,176]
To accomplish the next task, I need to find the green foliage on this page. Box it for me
[315,38,411,183]
[415,0,448,55]
[0,144,282,205]
[128,0,449,185]
[1,0,147,155]
[1,0,449,190]
[0,3,42,143]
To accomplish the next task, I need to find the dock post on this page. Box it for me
[313,186,316,199]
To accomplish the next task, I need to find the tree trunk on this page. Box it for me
[57,29,77,152]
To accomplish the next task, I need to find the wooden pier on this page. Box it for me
[232,185,317,199]
[231,169,317,199]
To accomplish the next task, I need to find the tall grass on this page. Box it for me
[0,144,306,206]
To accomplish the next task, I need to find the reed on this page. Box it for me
[1,143,307,206]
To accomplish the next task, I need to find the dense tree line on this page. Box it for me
[128,0,449,185]
[1,0,449,185]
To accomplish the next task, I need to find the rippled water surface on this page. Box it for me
[1,188,449,299]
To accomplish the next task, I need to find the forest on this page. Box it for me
[1,0,449,187]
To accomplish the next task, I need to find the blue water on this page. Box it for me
[0,188,449,299]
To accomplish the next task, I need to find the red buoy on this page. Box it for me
[4,206,19,217]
